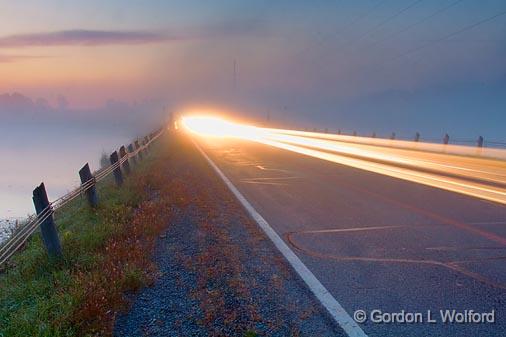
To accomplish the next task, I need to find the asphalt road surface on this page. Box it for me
[196,135,506,337]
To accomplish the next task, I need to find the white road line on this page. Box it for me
[192,139,368,337]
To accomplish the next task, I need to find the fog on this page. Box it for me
[1,0,506,218]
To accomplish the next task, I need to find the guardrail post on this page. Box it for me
[144,137,150,152]
[79,163,98,208]
[119,146,131,175]
[135,140,143,160]
[414,132,420,142]
[477,136,484,148]
[372,132,376,138]
[140,140,146,156]
[128,143,137,165]
[32,183,62,258]
[110,151,123,186]
[443,133,450,145]
[390,132,396,140]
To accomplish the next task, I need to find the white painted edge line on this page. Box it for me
[192,139,368,337]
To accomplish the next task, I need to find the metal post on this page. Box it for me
[119,146,131,175]
[135,140,143,160]
[443,133,450,145]
[110,151,123,186]
[32,183,62,258]
[128,143,137,165]
[477,136,484,148]
[79,163,98,208]
[414,132,420,142]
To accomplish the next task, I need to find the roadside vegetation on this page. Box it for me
[0,134,172,337]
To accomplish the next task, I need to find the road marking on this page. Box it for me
[295,225,404,234]
[241,176,299,181]
[192,139,368,337]
[256,165,293,173]
[239,180,289,186]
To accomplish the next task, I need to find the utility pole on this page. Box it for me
[233,59,237,91]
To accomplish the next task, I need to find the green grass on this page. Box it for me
[0,141,166,337]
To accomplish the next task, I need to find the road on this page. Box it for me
[194,133,506,337]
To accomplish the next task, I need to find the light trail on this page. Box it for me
[181,116,506,205]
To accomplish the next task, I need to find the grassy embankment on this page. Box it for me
[0,132,176,337]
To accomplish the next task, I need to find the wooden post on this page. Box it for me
[79,163,98,208]
[144,137,150,152]
[443,133,450,145]
[119,146,131,175]
[477,136,484,148]
[32,183,62,258]
[135,140,143,160]
[128,143,137,165]
[144,138,149,153]
[110,151,123,186]
[390,132,396,140]
[414,132,420,142]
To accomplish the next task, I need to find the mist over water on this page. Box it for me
[0,95,167,229]
[0,124,130,219]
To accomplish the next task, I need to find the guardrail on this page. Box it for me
[308,128,506,149]
[0,127,166,268]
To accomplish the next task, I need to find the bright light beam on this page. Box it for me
[181,116,267,141]
[181,115,506,206]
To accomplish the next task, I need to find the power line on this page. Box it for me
[359,0,465,51]
[292,1,386,59]
[393,7,506,60]
[342,0,424,49]
[335,0,387,40]
[358,6,506,81]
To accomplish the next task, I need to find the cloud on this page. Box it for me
[0,29,171,48]
[0,21,270,49]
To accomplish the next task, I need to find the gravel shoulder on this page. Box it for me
[114,133,345,337]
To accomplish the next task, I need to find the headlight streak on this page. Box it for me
[181,116,506,206]
[264,132,506,186]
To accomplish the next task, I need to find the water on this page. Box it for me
[0,122,133,243]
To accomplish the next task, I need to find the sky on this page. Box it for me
[0,0,506,137]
